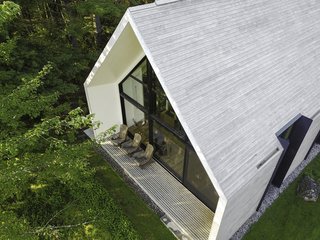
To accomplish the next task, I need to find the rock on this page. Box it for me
[297,175,319,202]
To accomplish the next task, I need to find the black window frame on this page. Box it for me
[118,57,218,212]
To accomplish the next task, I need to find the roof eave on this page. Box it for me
[127,10,228,203]
[84,9,131,88]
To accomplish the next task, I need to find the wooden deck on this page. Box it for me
[101,139,214,240]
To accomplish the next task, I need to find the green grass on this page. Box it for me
[89,150,175,240]
[244,155,320,240]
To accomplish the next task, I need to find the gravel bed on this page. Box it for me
[231,144,320,240]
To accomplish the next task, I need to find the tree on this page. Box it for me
[0,62,95,238]
[0,0,151,238]
[0,60,136,240]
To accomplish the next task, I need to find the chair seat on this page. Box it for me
[134,156,151,167]
[125,146,140,154]
[111,124,129,145]
[132,150,145,159]
[112,136,129,146]
[121,139,133,148]
[133,143,154,168]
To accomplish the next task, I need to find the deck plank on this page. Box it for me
[102,141,214,240]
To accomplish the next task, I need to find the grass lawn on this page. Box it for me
[244,154,320,240]
[89,150,175,240]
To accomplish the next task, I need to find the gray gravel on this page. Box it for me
[230,144,320,240]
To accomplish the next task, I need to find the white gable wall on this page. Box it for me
[84,15,145,135]
[85,83,122,135]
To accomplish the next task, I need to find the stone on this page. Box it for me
[297,175,319,202]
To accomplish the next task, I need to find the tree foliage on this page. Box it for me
[0,0,151,238]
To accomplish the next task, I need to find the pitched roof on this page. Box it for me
[126,0,320,197]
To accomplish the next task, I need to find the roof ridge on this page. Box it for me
[128,2,156,13]
[155,0,182,6]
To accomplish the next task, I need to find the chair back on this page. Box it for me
[132,133,142,147]
[145,144,154,160]
[119,124,128,139]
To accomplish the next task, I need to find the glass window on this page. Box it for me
[122,77,148,107]
[153,121,185,179]
[153,80,184,134]
[124,100,149,144]
[120,57,218,212]
[186,149,219,211]
[131,59,147,83]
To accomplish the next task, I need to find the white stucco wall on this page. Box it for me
[85,83,122,135]
[84,20,144,135]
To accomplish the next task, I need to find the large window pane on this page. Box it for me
[122,77,147,107]
[153,121,185,179]
[131,59,148,83]
[186,150,219,211]
[124,100,149,144]
[153,80,184,134]
[119,57,218,212]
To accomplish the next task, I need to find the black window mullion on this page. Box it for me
[185,139,194,148]
[182,146,190,184]
[129,74,148,87]
[120,97,127,125]
[120,92,148,113]
[119,57,147,86]
[119,83,127,125]
[147,60,155,144]
[151,115,186,142]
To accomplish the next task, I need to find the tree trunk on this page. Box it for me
[94,14,103,47]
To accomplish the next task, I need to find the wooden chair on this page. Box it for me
[121,133,142,155]
[133,143,154,167]
[111,124,128,146]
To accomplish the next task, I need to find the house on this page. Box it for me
[84,0,320,239]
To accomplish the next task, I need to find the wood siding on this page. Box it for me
[129,0,320,198]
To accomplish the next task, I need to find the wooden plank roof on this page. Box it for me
[127,0,320,197]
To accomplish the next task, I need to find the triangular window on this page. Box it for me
[119,57,219,211]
